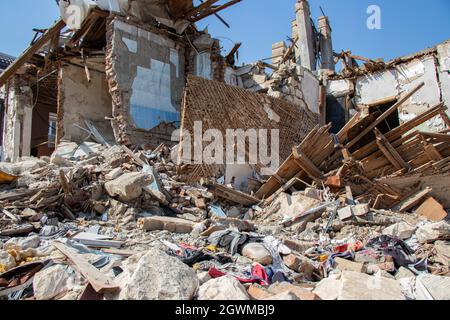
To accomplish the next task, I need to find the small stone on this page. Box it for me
[50,154,74,167]
[352,204,370,217]
[33,264,81,300]
[283,254,315,278]
[227,206,242,218]
[262,292,299,300]
[197,271,212,285]
[247,284,273,300]
[241,243,273,265]
[194,198,206,210]
[4,235,40,250]
[313,277,342,300]
[304,188,321,200]
[338,206,353,221]
[0,250,16,272]
[334,257,366,273]
[416,221,450,243]
[105,172,153,202]
[138,216,195,234]
[198,276,249,300]
[268,282,321,300]
[105,168,124,180]
[395,267,415,280]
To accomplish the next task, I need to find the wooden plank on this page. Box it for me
[419,131,450,142]
[1,209,20,223]
[346,82,425,149]
[53,242,119,294]
[353,103,445,160]
[415,197,448,222]
[439,110,450,129]
[292,148,324,181]
[101,248,141,257]
[256,125,334,199]
[208,182,259,206]
[121,145,147,167]
[392,187,432,212]
[184,0,220,19]
[366,95,397,108]
[374,128,410,171]
[0,19,66,87]
[191,0,243,22]
[422,143,443,162]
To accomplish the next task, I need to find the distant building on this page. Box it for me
[0,52,15,73]
[0,52,15,160]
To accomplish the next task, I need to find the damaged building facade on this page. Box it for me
[0,0,250,162]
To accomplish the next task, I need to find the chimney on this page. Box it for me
[318,16,335,72]
[294,0,316,71]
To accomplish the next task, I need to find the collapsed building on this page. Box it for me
[0,0,449,301]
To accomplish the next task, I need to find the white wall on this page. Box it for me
[302,69,320,114]
[328,53,445,133]
[437,41,450,119]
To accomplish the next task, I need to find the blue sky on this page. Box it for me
[1,0,449,67]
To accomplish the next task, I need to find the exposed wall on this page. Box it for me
[179,75,319,181]
[327,50,448,133]
[2,76,33,162]
[106,17,185,148]
[437,41,450,118]
[57,64,112,144]
[238,62,320,115]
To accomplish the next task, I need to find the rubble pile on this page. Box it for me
[0,115,449,300]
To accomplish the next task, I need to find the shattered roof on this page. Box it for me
[0,52,15,72]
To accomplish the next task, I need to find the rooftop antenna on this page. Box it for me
[319,6,326,17]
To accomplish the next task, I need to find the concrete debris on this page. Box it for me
[119,248,198,300]
[382,222,417,240]
[333,257,366,273]
[312,277,342,300]
[339,271,405,300]
[0,250,16,272]
[416,221,450,243]
[105,172,153,202]
[33,264,83,300]
[138,216,195,234]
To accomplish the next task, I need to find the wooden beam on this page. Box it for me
[419,131,450,142]
[53,242,119,294]
[0,19,66,87]
[392,187,432,212]
[439,110,450,129]
[191,0,243,22]
[374,128,410,171]
[422,142,443,162]
[366,95,397,108]
[184,0,220,19]
[292,147,324,181]
[346,82,425,149]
